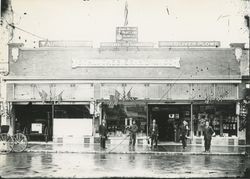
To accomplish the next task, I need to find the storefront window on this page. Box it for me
[192,104,237,137]
[102,103,147,137]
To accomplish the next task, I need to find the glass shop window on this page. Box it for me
[192,104,237,137]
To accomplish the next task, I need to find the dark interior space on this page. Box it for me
[54,105,91,118]
[149,104,191,142]
[14,104,91,142]
[14,103,52,141]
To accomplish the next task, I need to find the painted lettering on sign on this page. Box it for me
[72,58,181,68]
[159,41,220,47]
[100,42,154,48]
[116,27,138,43]
[39,40,92,47]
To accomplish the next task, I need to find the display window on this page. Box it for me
[102,104,147,137]
[192,104,237,137]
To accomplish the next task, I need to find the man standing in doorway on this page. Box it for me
[99,120,107,149]
[179,120,189,150]
[129,120,138,148]
[203,120,215,152]
[149,119,159,148]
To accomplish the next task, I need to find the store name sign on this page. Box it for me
[159,41,220,47]
[100,42,154,48]
[72,58,181,68]
[39,40,92,47]
[116,27,138,43]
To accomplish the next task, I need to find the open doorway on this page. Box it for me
[14,103,92,142]
[14,103,52,142]
[148,104,191,142]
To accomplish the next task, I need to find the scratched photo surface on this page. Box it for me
[0,0,250,179]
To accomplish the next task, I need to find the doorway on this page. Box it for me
[13,103,92,142]
[14,103,52,141]
[148,104,191,142]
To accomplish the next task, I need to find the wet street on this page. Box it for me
[0,152,250,178]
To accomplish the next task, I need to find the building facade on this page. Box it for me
[0,40,249,145]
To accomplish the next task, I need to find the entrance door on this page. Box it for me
[151,107,175,141]
[149,104,191,142]
[14,104,52,141]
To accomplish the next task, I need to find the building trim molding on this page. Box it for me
[3,79,242,84]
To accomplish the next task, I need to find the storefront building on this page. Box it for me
[0,40,248,145]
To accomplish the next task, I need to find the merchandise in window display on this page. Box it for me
[193,104,237,138]
[197,113,207,136]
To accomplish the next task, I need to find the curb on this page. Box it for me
[24,149,247,156]
[27,142,250,147]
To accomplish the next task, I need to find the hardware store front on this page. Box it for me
[102,101,240,145]
[5,82,95,142]
[4,81,243,145]
[2,42,247,145]
[98,82,243,145]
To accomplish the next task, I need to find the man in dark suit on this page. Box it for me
[129,120,138,147]
[99,120,107,149]
[203,120,215,152]
[179,120,189,150]
[149,119,159,148]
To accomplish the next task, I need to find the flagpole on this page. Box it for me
[124,1,128,26]
[51,100,54,142]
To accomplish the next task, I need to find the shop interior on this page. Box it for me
[149,104,191,142]
[13,103,91,141]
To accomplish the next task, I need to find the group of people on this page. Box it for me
[98,119,159,149]
[99,119,215,152]
[180,119,215,152]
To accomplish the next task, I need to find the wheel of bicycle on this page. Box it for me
[0,133,14,154]
[12,133,28,152]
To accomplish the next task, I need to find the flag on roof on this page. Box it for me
[124,1,128,26]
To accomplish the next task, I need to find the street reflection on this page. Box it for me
[128,154,136,167]
[0,153,249,178]
[204,155,211,166]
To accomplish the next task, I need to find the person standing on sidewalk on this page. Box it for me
[149,119,159,148]
[99,120,108,149]
[129,120,138,148]
[179,120,189,150]
[203,120,215,152]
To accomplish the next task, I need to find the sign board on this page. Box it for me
[159,41,220,47]
[39,40,93,47]
[31,123,43,134]
[116,27,138,43]
[72,57,181,68]
[100,42,154,48]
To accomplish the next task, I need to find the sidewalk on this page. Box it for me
[26,142,250,156]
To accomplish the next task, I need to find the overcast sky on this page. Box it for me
[9,0,250,48]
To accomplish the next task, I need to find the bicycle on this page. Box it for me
[0,125,28,154]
